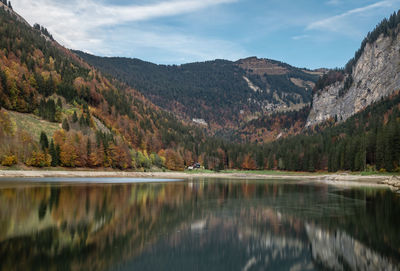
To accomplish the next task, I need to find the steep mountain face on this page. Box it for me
[0,1,27,25]
[74,52,319,129]
[307,13,400,127]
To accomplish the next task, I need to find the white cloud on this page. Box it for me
[93,25,248,63]
[307,1,394,32]
[11,0,241,62]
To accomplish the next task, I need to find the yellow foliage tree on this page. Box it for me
[60,143,78,167]
[26,151,51,167]
[165,149,184,171]
[1,154,17,166]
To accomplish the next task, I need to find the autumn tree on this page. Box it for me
[165,149,184,171]
[27,151,51,167]
[242,153,256,170]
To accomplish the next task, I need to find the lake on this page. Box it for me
[0,178,399,271]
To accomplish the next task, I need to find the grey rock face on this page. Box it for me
[307,33,400,127]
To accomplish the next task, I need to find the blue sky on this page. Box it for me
[13,0,400,69]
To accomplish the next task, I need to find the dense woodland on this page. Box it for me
[0,6,206,170]
[75,51,318,128]
[1,5,400,172]
[194,92,400,172]
[229,106,311,143]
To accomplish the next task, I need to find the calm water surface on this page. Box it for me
[0,178,399,271]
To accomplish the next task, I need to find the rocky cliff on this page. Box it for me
[307,27,400,126]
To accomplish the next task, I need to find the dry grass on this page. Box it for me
[7,110,61,141]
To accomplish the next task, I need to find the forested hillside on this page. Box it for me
[229,106,311,143]
[1,3,400,173]
[195,91,400,172]
[0,5,205,170]
[74,51,319,129]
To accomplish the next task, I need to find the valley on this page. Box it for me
[0,3,400,173]
[1,2,400,271]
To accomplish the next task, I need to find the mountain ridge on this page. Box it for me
[1,4,400,173]
[74,50,320,130]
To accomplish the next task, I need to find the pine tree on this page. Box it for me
[384,123,395,171]
[62,118,70,131]
[256,150,264,169]
[267,153,274,170]
[366,131,376,165]
[40,131,49,151]
[307,148,315,172]
[57,98,62,108]
[79,114,85,127]
[376,129,385,170]
[87,138,91,158]
[394,121,400,169]
[49,140,57,166]
[55,144,61,165]
[72,111,78,123]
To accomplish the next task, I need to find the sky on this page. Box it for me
[12,0,400,69]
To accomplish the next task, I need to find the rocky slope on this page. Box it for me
[0,1,28,25]
[307,23,400,126]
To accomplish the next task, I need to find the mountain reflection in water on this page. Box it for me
[0,178,399,271]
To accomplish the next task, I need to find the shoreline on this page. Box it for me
[0,169,399,191]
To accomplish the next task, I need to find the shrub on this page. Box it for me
[1,155,18,166]
[26,151,51,167]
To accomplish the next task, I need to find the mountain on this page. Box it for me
[307,11,400,126]
[74,52,320,129]
[0,4,205,170]
[1,2,400,173]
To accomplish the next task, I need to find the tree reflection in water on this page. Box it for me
[0,179,398,271]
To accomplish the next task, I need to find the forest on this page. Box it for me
[0,6,206,171]
[0,5,400,173]
[193,91,400,172]
[74,51,318,128]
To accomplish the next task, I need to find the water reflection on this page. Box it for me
[0,179,398,271]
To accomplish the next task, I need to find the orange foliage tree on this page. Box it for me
[242,154,256,170]
[165,149,184,171]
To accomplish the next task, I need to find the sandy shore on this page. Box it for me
[0,169,399,190]
[0,169,387,180]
